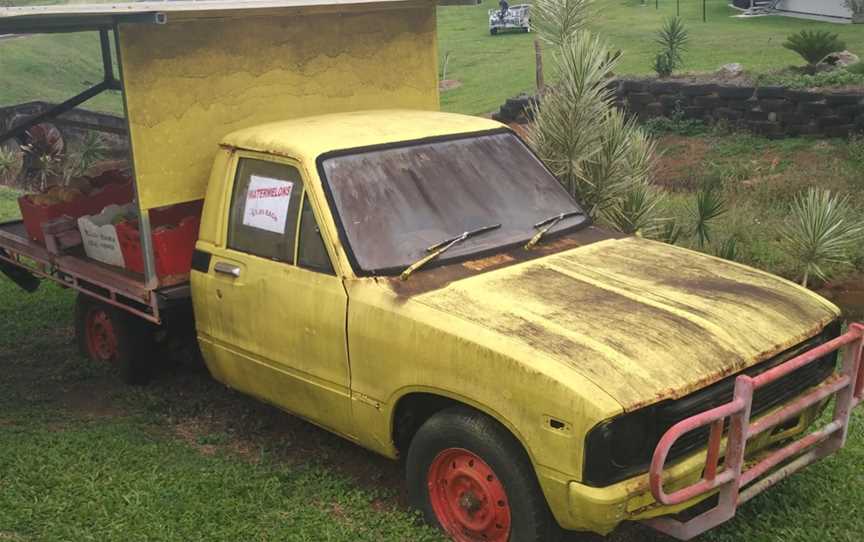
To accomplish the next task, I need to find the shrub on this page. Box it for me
[643,108,707,137]
[848,134,864,165]
[782,30,846,67]
[783,188,864,287]
[755,68,864,89]
[844,0,864,16]
[653,17,688,78]
[848,62,864,75]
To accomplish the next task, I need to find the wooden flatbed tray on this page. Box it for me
[0,220,189,323]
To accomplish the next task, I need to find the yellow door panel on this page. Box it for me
[197,153,352,438]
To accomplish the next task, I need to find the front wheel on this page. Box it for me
[406,407,559,542]
[74,294,153,385]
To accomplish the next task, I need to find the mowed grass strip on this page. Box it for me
[0,417,446,542]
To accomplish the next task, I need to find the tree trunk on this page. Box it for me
[534,39,545,94]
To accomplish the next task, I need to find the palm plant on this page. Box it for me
[654,17,688,78]
[782,30,846,68]
[691,188,726,248]
[783,188,864,287]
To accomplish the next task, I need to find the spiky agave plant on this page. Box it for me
[783,188,864,287]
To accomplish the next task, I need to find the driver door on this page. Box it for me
[196,152,352,438]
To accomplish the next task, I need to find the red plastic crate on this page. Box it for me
[116,200,203,279]
[18,171,133,243]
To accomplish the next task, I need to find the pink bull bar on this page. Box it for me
[645,323,864,540]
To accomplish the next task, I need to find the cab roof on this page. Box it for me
[219,110,506,161]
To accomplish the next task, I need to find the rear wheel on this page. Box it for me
[75,294,153,385]
[490,27,498,35]
[406,406,559,542]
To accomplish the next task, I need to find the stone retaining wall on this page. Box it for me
[493,80,864,139]
[0,101,129,155]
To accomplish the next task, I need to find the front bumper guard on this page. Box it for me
[644,323,863,540]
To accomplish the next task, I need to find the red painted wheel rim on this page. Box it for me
[427,448,511,542]
[86,308,118,362]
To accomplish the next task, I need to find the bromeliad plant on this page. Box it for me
[783,188,864,288]
[20,124,64,191]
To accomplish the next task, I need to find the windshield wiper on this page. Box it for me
[400,223,502,280]
[524,210,585,250]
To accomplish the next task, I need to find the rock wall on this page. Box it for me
[0,101,129,156]
[493,80,864,139]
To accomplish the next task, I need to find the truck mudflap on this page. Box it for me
[0,248,40,293]
[644,323,864,541]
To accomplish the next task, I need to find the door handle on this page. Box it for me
[214,262,241,278]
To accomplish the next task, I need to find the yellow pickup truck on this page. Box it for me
[0,3,861,542]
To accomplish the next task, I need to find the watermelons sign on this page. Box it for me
[243,175,294,234]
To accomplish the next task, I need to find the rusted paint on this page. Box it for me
[384,226,620,298]
[414,237,839,410]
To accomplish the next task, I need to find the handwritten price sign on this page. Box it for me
[242,175,294,234]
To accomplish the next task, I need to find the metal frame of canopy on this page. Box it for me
[0,0,471,288]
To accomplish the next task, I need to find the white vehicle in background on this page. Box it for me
[488,3,530,35]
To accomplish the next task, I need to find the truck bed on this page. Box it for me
[0,220,189,323]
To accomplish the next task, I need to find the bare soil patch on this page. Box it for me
[653,135,710,189]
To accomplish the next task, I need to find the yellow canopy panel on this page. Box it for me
[0,0,451,210]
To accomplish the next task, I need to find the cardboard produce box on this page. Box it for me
[77,203,136,268]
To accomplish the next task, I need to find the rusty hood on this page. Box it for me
[412,237,840,411]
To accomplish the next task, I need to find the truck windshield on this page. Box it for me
[319,131,588,275]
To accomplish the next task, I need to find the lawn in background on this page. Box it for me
[438,0,864,114]
[4,0,864,115]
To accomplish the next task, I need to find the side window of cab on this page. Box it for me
[227,157,335,275]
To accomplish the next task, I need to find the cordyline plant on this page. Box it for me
[654,17,688,78]
[783,188,864,288]
[527,0,664,237]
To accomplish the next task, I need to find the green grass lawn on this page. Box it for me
[1,136,864,541]
[440,0,864,114]
[3,0,864,115]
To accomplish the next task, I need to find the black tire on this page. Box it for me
[74,294,153,385]
[406,406,560,542]
[490,27,498,35]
